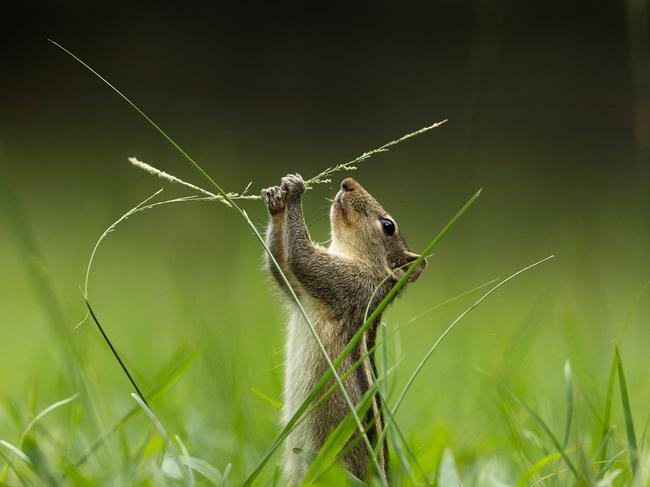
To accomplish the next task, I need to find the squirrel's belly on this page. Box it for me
[282,307,333,427]
[282,303,367,478]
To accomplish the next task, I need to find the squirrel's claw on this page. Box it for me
[281,174,306,202]
[261,186,285,215]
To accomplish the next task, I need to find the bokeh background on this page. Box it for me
[1,1,649,484]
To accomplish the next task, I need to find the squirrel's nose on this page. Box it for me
[341,178,359,192]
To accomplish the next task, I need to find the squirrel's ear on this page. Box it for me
[402,251,427,282]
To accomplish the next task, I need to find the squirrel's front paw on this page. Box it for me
[281,174,306,203]
[261,186,285,216]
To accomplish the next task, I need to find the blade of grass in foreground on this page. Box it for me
[513,451,561,487]
[615,347,638,478]
[502,381,582,483]
[598,356,618,463]
[131,393,192,486]
[303,372,387,484]
[73,344,206,468]
[21,394,79,441]
[596,280,649,464]
[84,299,148,407]
[0,448,31,487]
[374,255,555,457]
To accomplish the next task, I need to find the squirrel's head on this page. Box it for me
[330,177,427,282]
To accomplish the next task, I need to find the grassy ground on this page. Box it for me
[2,136,649,486]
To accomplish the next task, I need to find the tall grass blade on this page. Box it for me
[437,448,461,487]
[513,451,561,487]
[131,393,192,486]
[596,449,626,479]
[0,441,31,466]
[401,278,499,327]
[82,189,162,297]
[615,347,638,477]
[21,394,78,440]
[303,378,380,484]
[0,446,31,487]
[84,298,148,407]
[20,437,60,487]
[74,344,205,467]
[178,456,225,485]
[250,388,283,410]
[376,256,554,451]
[175,436,195,487]
[502,383,582,482]
[598,357,618,463]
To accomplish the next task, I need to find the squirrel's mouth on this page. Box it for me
[333,191,348,220]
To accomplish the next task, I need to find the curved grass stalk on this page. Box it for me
[77,190,213,328]
[82,190,213,299]
[375,256,555,452]
[21,394,79,441]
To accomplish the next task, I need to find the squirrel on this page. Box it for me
[261,174,427,485]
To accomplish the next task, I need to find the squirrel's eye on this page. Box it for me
[379,217,395,236]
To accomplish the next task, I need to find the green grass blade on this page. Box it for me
[437,448,461,487]
[21,437,60,487]
[640,413,650,455]
[0,446,31,487]
[131,393,192,486]
[47,40,231,202]
[82,188,162,298]
[502,383,582,482]
[175,436,195,487]
[595,449,626,479]
[179,456,225,485]
[250,388,283,410]
[562,360,574,449]
[615,347,638,477]
[513,451,561,487]
[0,441,31,467]
[73,344,205,468]
[401,278,499,327]
[303,378,380,484]
[242,329,391,486]
[377,256,554,451]
[373,323,425,485]
[21,394,78,441]
[84,298,149,407]
[598,356,618,463]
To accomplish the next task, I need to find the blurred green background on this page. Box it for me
[1,1,649,484]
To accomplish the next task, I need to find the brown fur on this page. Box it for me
[261,175,426,485]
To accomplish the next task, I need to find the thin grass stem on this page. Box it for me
[376,255,555,451]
